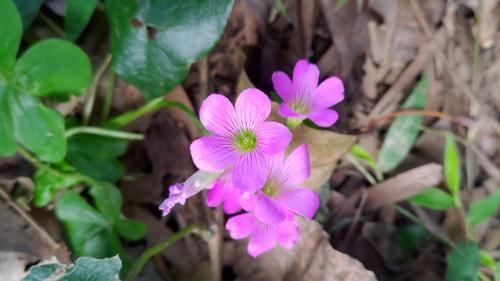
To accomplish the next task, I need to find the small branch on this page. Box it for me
[83,54,112,125]
[124,224,203,281]
[65,126,144,140]
[360,109,473,133]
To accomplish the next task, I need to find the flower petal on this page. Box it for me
[280,144,310,186]
[158,184,186,216]
[206,180,224,207]
[255,121,292,155]
[278,103,304,118]
[307,109,339,127]
[235,88,271,130]
[313,77,344,108]
[272,71,293,102]
[275,188,320,219]
[248,223,277,257]
[292,60,319,96]
[239,192,257,211]
[199,94,237,136]
[232,151,268,191]
[226,213,256,239]
[190,136,236,172]
[223,185,242,214]
[277,219,299,249]
[254,192,286,224]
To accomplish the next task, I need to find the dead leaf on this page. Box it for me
[0,251,38,281]
[227,218,378,281]
[364,163,443,209]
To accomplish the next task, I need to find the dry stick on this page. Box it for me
[0,187,60,251]
[367,42,434,120]
[345,189,368,243]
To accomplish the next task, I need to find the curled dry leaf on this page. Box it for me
[226,218,378,281]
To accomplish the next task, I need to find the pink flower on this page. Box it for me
[245,144,320,225]
[226,205,299,257]
[272,59,344,127]
[190,89,292,191]
[206,172,242,214]
[159,170,221,216]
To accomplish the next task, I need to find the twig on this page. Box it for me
[83,54,112,125]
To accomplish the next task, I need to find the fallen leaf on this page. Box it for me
[227,218,378,281]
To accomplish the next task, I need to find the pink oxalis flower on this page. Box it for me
[190,89,293,191]
[225,144,319,257]
[206,171,242,214]
[272,59,344,127]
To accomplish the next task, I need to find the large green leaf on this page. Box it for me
[65,0,99,41]
[377,73,429,172]
[55,191,117,258]
[23,256,121,281]
[66,134,127,182]
[0,0,22,73]
[0,85,16,156]
[466,190,500,227]
[9,91,66,162]
[445,241,479,281]
[15,39,92,98]
[33,169,80,207]
[409,187,455,210]
[115,216,147,241]
[445,133,461,205]
[89,184,123,221]
[12,0,44,30]
[106,0,233,99]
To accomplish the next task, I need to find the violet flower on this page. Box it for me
[190,89,292,191]
[272,59,344,127]
[206,171,242,214]
[226,197,299,257]
[159,170,221,216]
[246,144,320,224]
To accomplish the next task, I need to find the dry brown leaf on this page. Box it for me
[0,251,38,281]
[364,163,443,209]
[227,218,378,281]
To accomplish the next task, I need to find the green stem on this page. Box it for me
[65,126,144,140]
[101,69,115,121]
[346,155,377,185]
[38,12,64,37]
[83,54,112,125]
[108,97,207,135]
[124,224,202,281]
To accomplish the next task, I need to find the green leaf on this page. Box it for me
[9,91,66,162]
[89,184,123,221]
[377,73,429,172]
[409,187,455,210]
[115,216,147,241]
[22,256,121,281]
[89,184,146,241]
[480,251,496,269]
[65,0,99,41]
[12,0,44,30]
[466,190,500,227]
[33,169,80,207]
[106,0,233,99]
[350,144,377,168]
[0,0,22,73]
[15,39,92,98]
[445,133,461,205]
[0,85,16,156]
[55,191,117,258]
[396,224,428,255]
[66,134,127,182]
[445,241,479,281]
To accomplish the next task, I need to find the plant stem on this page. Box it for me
[124,224,203,281]
[38,12,64,37]
[108,97,207,135]
[65,126,144,140]
[101,69,115,121]
[346,155,377,185]
[83,54,112,125]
